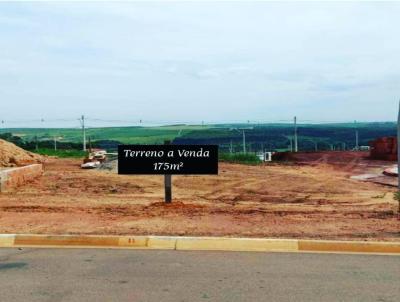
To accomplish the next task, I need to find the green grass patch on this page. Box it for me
[219,152,262,165]
[34,148,87,158]
[0,125,212,144]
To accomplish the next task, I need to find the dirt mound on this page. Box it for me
[0,139,43,167]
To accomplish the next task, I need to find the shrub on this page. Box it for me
[34,148,87,158]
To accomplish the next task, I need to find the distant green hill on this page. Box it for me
[0,125,211,145]
[174,122,396,152]
[0,122,396,152]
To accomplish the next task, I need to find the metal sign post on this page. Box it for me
[164,140,172,203]
[164,174,172,203]
[118,143,219,204]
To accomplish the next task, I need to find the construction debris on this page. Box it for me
[383,166,398,177]
[81,161,101,169]
[81,149,107,169]
[99,159,118,172]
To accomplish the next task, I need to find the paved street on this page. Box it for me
[0,248,399,302]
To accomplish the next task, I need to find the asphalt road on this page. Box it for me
[0,248,398,302]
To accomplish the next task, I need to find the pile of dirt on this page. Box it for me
[0,139,43,167]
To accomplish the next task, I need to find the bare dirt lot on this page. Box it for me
[0,152,398,241]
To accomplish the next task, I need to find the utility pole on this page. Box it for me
[261,143,265,161]
[54,136,57,151]
[80,115,86,152]
[393,100,400,216]
[354,120,359,151]
[35,135,38,151]
[355,130,359,151]
[397,100,400,210]
[232,128,250,153]
[242,130,246,153]
[294,116,298,152]
[230,140,233,154]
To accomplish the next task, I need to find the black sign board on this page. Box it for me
[118,145,218,175]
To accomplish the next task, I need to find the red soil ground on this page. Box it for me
[0,153,398,241]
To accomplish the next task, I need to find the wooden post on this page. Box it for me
[164,140,172,203]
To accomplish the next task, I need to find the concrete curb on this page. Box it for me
[0,234,399,255]
[175,237,298,252]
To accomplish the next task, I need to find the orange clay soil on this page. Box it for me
[0,139,43,167]
[0,157,398,241]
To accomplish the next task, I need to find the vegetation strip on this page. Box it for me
[1,235,399,255]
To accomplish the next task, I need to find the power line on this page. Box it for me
[0,116,397,129]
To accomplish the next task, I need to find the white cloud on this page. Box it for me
[0,1,399,124]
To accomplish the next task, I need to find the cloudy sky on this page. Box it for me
[1,1,399,127]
